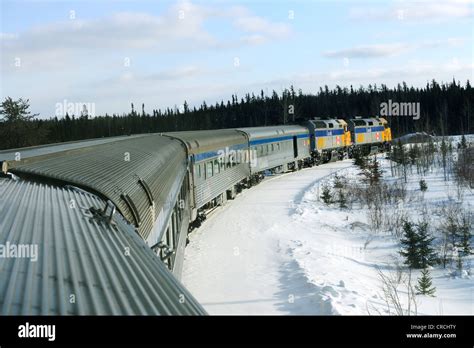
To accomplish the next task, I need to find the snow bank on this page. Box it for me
[182,146,473,315]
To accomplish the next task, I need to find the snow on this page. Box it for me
[182,142,473,315]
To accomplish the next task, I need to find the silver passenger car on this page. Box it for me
[0,177,205,315]
[2,135,190,276]
[237,126,311,174]
[165,130,250,219]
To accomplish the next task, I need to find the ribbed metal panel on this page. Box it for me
[0,178,206,315]
[5,135,187,241]
[165,130,248,154]
[195,165,249,208]
[0,134,149,163]
[237,125,309,139]
[238,126,311,173]
[165,130,250,209]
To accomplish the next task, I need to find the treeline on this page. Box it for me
[0,79,473,150]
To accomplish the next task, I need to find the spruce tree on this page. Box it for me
[353,151,367,169]
[415,268,436,296]
[419,179,428,192]
[337,190,347,209]
[369,157,383,185]
[360,157,383,186]
[409,144,419,164]
[400,220,420,268]
[460,135,467,149]
[333,174,344,189]
[321,184,332,205]
[416,222,437,268]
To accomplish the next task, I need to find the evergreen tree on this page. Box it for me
[369,157,383,185]
[415,268,436,296]
[333,174,344,189]
[321,184,332,205]
[1,79,473,150]
[400,220,420,268]
[0,97,48,148]
[419,179,428,192]
[460,134,467,149]
[353,150,367,169]
[408,144,419,164]
[337,189,347,209]
[416,222,437,268]
[360,157,383,186]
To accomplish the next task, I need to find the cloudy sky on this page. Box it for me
[1,0,473,117]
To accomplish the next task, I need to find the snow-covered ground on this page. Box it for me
[182,138,473,315]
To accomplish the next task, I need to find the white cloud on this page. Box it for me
[323,43,410,58]
[265,59,473,87]
[350,0,473,21]
[1,1,290,73]
[1,4,214,72]
[323,38,467,59]
[234,16,291,38]
[0,32,18,40]
[240,34,268,46]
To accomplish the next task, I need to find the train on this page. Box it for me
[0,117,391,314]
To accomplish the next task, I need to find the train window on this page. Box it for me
[271,144,274,152]
[171,213,177,249]
[266,144,269,154]
[207,162,213,178]
[328,123,334,128]
[214,159,220,174]
[197,164,202,178]
[368,121,373,126]
[167,223,173,251]
[220,157,225,170]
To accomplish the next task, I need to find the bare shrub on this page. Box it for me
[369,264,418,315]
[454,148,474,189]
[438,203,473,271]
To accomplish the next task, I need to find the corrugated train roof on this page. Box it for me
[4,134,187,241]
[0,178,206,315]
[165,130,248,154]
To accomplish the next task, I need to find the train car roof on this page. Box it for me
[307,119,344,128]
[237,125,308,139]
[0,177,205,315]
[0,134,151,162]
[4,135,187,242]
[349,118,383,125]
[165,129,248,155]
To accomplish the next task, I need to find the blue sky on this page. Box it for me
[1,0,473,117]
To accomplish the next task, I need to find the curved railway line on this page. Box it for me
[0,118,391,315]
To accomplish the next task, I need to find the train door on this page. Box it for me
[293,136,298,158]
[189,155,197,221]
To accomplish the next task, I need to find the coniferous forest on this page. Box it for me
[0,79,473,150]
